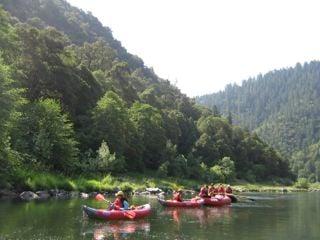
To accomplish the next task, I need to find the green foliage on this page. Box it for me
[91,91,132,155]
[294,178,310,189]
[197,62,320,179]
[0,1,292,188]
[157,161,169,178]
[11,99,79,173]
[0,57,22,183]
[96,141,126,173]
[129,102,166,169]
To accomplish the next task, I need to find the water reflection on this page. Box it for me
[83,221,150,240]
[161,206,232,227]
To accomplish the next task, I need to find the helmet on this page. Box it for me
[115,191,124,197]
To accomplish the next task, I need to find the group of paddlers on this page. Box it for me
[173,184,233,202]
[108,184,233,209]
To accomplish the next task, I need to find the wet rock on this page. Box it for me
[55,190,70,199]
[20,191,39,201]
[134,191,150,196]
[0,190,18,199]
[145,187,163,194]
[80,192,89,199]
[36,191,50,199]
[70,191,79,198]
[49,189,59,197]
[89,192,98,198]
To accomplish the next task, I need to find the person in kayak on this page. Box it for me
[217,184,226,195]
[109,191,130,210]
[226,185,233,194]
[173,189,183,202]
[199,185,209,198]
[208,184,216,197]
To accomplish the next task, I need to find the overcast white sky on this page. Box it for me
[67,0,320,97]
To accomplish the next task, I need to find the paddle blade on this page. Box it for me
[124,210,136,219]
[95,193,106,201]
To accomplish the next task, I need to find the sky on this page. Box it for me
[67,0,320,97]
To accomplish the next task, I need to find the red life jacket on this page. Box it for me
[112,197,124,210]
[218,187,225,193]
[208,186,215,196]
[173,192,183,202]
[199,187,208,197]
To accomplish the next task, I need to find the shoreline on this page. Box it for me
[1,173,319,200]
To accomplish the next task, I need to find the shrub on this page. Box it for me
[294,178,310,189]
[157,161,169,178]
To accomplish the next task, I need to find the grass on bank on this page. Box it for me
[10,170,200,193]
[6,170,320,193]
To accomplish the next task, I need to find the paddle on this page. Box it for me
[95,193,136,219]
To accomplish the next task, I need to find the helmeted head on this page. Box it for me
[115,191,124,197]
[178,189,183,193]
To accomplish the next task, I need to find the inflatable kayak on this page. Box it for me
[158,198,204,208]
[202,195,231,207]
[83,204,151,220]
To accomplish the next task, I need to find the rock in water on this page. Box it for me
[0,190,18,199]
[80,192,89,199]
[36,191,50,199]
[20,191,39,201]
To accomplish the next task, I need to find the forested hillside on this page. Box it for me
[197,62,320,181]
[0,0,290,189]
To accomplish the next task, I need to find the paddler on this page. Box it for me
[226,185,233,194]
[109,191,130,210]
[199,185,209,198]
[173,189,183,202]
[217,184,226,195]
[208,183,216,197]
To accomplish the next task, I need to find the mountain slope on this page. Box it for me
[197,62,320,180]
[0,0,291,187]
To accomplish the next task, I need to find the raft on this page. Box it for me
[202,195,232,207]
[158,198,204,208]
[83,204,151,220]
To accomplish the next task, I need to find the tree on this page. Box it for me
[0,58,22,183]
[91,91,131,155]
[96,140,126,173]
[129,102,166,169]
[11,99,78,173]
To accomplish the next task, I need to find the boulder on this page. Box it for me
[145,187,163,194]
[36,191,50,199]
[89,192,98,198]
[0,190,18,199]
[20,191,39,201]
[55,190,70,199]
[80,192,89,199]
[70,191,79,198]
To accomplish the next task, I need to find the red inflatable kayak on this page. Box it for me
[83,204,151,220]
[202,195,231,207]
[158,198,204,208]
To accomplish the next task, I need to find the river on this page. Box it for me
[0,192,319,239]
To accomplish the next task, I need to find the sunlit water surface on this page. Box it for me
[0,192,319,240]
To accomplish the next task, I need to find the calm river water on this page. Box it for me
[0,192,319,240]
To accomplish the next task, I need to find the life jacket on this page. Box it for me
[112,197,125,210]
[218,186,225,194]
[199,187,209,198]
[173,192,183,202]
[208,186,216,196]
